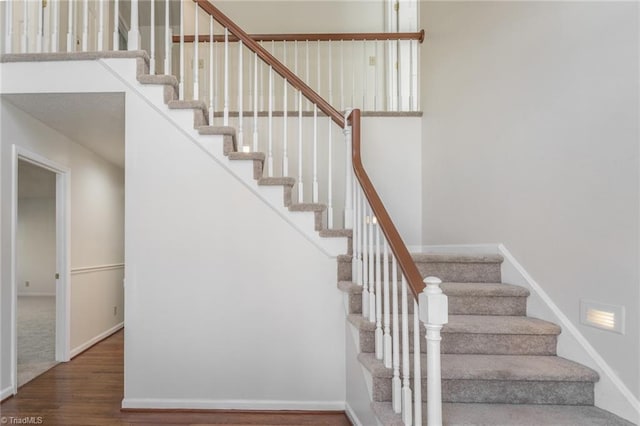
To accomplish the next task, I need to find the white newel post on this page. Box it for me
[343,114,353,228]
[128,0,140,50]
[418,276,448,426]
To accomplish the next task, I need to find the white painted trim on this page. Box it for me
[121,398,346,411]
[70,322,124,358]
[11,146,71,396]
[1,386,14,401]
[345,402,364,426]
[498,244,640,424]
[16,293,56,297]
[71,263,125,275]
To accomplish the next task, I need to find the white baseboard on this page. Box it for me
[345,401,363,426]
[121,398,345,411]
[1,385,15,401]
[70,322,123,358]
[498,244,640,424]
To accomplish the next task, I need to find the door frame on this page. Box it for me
[10,145,71,394]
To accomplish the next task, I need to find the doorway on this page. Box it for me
[11,146,70,394]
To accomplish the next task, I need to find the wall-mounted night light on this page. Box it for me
[580,299,625,334]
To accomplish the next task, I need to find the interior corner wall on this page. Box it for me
[0,99,125,393]
[421,0,639,400]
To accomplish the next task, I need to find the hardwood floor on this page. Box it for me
[1,330,352,426]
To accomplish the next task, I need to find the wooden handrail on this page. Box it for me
[348,110,424,299]
[195,0,344,128]
[174,30,425,44]
[194,0,425,300]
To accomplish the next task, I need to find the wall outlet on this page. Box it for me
[25,281,30,287]
[369,56,377,66]
[113,306,118,316]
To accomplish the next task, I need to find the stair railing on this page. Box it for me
[175,31,424,112]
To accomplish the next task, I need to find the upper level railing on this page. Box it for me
[174,31,424,112]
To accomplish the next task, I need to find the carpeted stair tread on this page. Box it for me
[371,402,634,426]
[1,50,149,63]
[228,152,265,161]
[289,203,326,212]
[320,229,353,238]
[441,281,529,297]
[137,74,178,87]
[338,281,361,293]
[358,352,599,382]
[411,253,504,264]
[258,177,296,186]
[168,100,208,111]
[347,314,560,335]
[197,125,236,136]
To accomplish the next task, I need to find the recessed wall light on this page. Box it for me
[580,299,625,334]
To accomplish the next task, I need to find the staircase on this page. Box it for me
[130,60,633,425]
[339,253,633,425]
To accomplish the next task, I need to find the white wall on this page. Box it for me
[1,98,125,394]
[421,0,639,405]
[17,195,56,296]
[122,78,346,409]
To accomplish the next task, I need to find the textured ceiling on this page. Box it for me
[4,93,125,168]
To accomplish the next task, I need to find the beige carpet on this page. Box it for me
[17,296,58,387]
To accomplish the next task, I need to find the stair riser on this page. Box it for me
[358,329,557,355]
[372,378,594,405]
[346,293,526,316]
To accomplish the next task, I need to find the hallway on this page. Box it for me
[1,330,351,425]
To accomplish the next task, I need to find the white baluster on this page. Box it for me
[351,40,356,107]
[51,0,59,53]
[36,0,43,52]
[149,0,155,72]
[340,39,344,111]
[391,255,401,413]
[267,64,273,176]
[419,276,448,426]
[397,40,402,111]
[327,117,333,228]
[375,223,383,359]
[410,40,415,111]
[66,0,73,52]
[328,42,333,104]
[414,298,423,426]
[223,28,229,125]
[238,40,244,149]
[97,0,105,51]
[344,117,353,228]
[164,0,171,73]
[282,44,289,176]
[128,0,140,50]
[4,1,13,54]
[362,40,366,110]
[209,17,215,125]
[81,0,88,51]
[297,90,303,201]
[294,40,299,110]
[193,5,199,100]
[179,0,184,99]
[368,207,375,322]
[112,0,119,51]
[312,104,318,202]
[253,52,259,151]
[383,239,392,369]
[352,184,360,284]
[401,276,413,426]
[361,199,369,319]
[374,40,379,110]
[22,0,28,53]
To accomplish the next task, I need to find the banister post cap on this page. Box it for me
[424,276,442,286]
